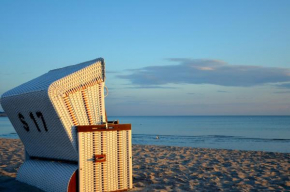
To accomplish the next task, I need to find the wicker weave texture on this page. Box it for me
[17,160,78,192]
[1,58,105,97]
[78,130,133,192]
[1,91,79,160]
[1,58,106,161]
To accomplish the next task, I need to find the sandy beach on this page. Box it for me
[0,138,289,191]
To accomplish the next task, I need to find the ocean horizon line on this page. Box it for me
[108,115,290,117]
[1,113,290,118]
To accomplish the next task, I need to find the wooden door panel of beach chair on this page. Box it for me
[78,124,133,192]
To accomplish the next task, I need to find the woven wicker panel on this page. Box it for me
[1,58,106,161]
[2,58,104,97]
[17,160,78,192]
[2,91,78,161]
[78,130,133,192]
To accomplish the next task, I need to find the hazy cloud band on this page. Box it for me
[118,59,290,88]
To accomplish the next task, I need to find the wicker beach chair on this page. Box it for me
[1,58,132,192]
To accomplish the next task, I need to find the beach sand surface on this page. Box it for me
[0,138,289,191]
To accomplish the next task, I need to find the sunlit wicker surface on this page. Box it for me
[78,129,133,192]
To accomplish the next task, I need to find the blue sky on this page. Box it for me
[0,0,290,115]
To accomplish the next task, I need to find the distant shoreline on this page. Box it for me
[1,114,290,117]
[0,112,7,117]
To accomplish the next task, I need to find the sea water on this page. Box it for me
[1,116,289,153]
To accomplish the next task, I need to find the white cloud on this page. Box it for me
[118,58,290,88]
[196,67,214,71]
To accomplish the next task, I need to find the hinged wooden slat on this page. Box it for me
[77,124,131,132]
